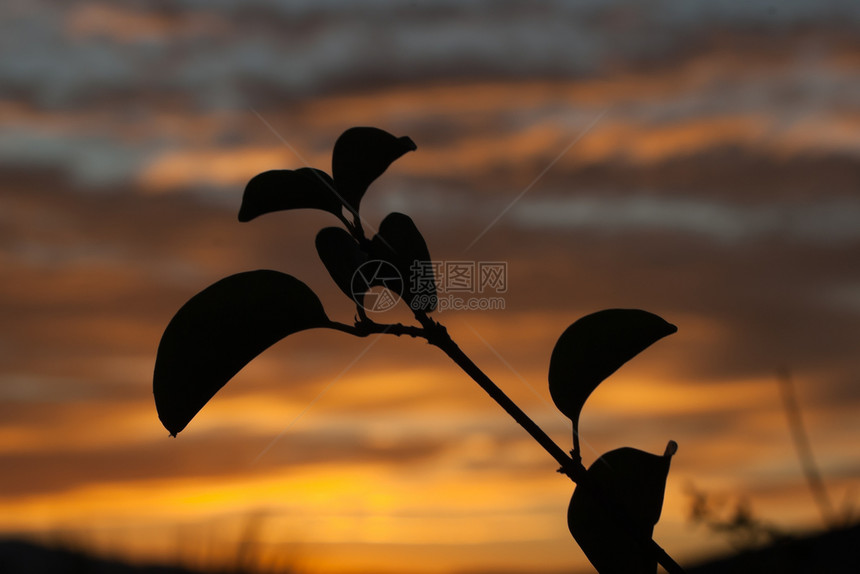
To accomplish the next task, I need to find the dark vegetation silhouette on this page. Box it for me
[681,368,860,571]
[684,522,860,573]
[0,538,211,574]
[153,127,686,574]
[685,484,790,550]
[0,536,292,574]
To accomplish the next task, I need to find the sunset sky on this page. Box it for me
[2,1,860,573]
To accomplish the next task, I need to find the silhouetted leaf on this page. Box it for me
[238,168,342,222]
[568,442,677,574]
[154,270,330,436]
[315,226,368,304]
[548,309,676,443]
[371,212,436,312]
[332,127,416,214]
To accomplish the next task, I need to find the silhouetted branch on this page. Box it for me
[155,126,689,574]
[326,319,424,339]
[413,312,686,574]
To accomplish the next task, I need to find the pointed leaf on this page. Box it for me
[315,226,368,305]
[331,127,416,214]
[238,168,342,222]
[154,270,330,436]
[371,212,436,312]
[548,309,676,435]
[568,443,677,574]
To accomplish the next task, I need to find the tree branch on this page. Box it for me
[415,312,686,574]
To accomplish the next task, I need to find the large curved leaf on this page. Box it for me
[371,212,436,312]
[238,168,342,222]
[568,442,677,574]
[331,127,416,214]
[548,309,676,443]
[315,226,368,304]
[154,270,330,436]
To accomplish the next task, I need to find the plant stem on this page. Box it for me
[418,314,686,574]
[427,321,585,479]
[327,319,424,338]
[777,369,837,528]
[334,312,686,572]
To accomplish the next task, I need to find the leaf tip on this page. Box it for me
[237,199,255,222]
[400,136,417,152]
[664,440,678,457]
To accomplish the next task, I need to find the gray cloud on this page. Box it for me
[510,195,860,244]
[4,0,860,107]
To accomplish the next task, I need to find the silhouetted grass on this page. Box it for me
[5,521,860,574]
[0,516,296,574]
[0,537,206,574]
[687,521,860,573]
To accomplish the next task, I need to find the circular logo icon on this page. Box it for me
[351,260,403,313]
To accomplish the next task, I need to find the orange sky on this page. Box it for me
[2,3,860,573]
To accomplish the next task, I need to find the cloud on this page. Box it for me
[3,0,860,108]
[510,195,860,244]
